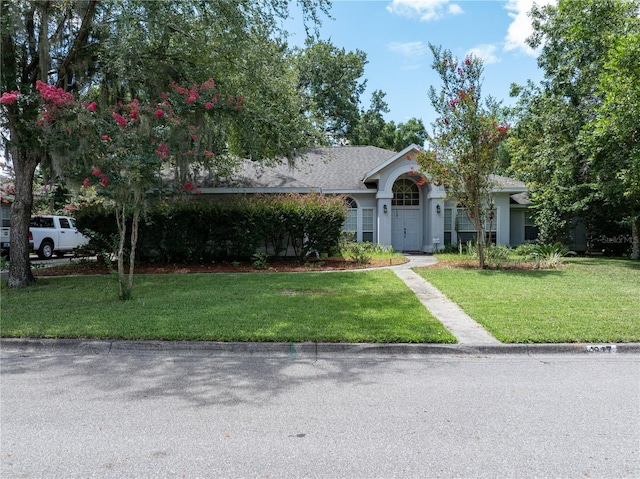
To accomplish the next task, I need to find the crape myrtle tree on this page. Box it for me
[416,45,509,269]
[80,80,242,300]
[0,0,330,289]
[509,0,639,256]
[2,77,244,300]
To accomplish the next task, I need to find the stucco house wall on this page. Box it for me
[510,209,526,247]
[197,144,533,253]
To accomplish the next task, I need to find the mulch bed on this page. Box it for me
[32,256,409,276]
[425,259,556,270]
[30,257,552,276]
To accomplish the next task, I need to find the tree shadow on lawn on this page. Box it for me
[0,345,447,410]
[420,263,566,279]
[565,256,640,271]
[474,268,565,279]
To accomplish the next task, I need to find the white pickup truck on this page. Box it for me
[28,215,90,259]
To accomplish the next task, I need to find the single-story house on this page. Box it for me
[199,144,537,253]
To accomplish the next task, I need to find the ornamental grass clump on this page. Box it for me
[530,243,571,269]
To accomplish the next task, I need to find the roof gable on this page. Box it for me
[363,143,423,181]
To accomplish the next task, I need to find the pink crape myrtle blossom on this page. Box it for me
[112,112,128,127]
[0,91,19,104]
[35,81,74,107]
[154,142,169,159]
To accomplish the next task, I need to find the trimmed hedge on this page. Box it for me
[75,193,347,263]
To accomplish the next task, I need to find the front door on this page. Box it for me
[392,209,420,251]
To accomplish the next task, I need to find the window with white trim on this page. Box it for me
[343,198,357,240]
[444,208,453,245]
[362,208,374,242]
[456,208,497,244]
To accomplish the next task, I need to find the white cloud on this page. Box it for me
[467,44,500,65]
[388,41,429,57]
[388,41,429,70]
[448,4,463,15]
[386,0,463,22]
[504,0,556,56]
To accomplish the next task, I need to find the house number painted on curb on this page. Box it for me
[586,345,617,353]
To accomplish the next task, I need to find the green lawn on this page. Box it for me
[415,256,640,343]
[0,270,456,343]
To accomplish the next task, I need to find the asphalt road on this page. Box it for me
[1,348,639,479]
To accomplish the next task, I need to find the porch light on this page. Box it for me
[436,204,441,214]
[383,204,388,213]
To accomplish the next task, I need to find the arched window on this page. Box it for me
[343,197,357,238]
[392,178,420,206]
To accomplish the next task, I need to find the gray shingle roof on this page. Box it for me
[490,174,527,190]
[204,146,527,193]
[213,146,397,191]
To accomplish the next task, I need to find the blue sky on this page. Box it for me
[286,0,554,127]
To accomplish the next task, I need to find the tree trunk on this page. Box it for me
[472,206,486,269]
[631,215,639,260]
[115,203,130,300]
[7,150,39,288]
[127,208,140,296]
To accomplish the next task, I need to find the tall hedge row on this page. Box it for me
[75,194,348,263]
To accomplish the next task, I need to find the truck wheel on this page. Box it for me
[37,240,54,260]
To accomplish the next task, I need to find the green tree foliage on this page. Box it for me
[509,0,640,257]
[391,118,428,150]
[294,39,368,142]
[0,0,330,288]
[349,90,427,150]
[416,45,509,269]
[97,1,325,164]
[585,31,640,259]
[350,90,390,147]
[1,0,104,287]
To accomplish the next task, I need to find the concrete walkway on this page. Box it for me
[392,255,502,345]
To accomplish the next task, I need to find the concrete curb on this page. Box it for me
[3,338,640,358]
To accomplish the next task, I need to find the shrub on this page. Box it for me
[75,193,347,264]
[465,241,512,269]
[485,244,512,268]
[251,252,269,270]
[340,240,375,265]
[513,243,538,257]
[530,243,571,269]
